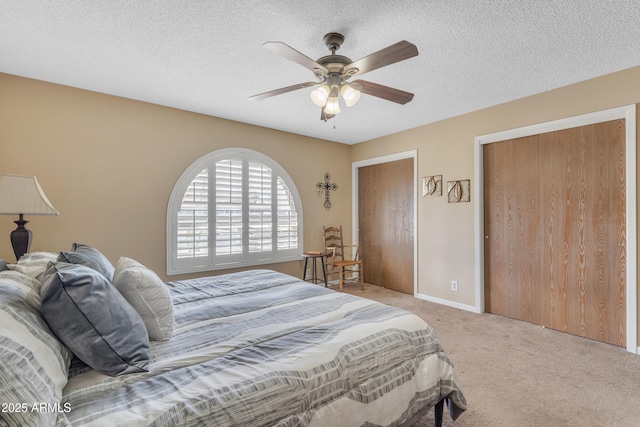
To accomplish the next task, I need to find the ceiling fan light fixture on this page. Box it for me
[324,96,341,115]
[310,84,330,107]
[340,84,361,107]
[251,33,418,122]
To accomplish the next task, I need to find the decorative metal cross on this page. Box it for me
[316,172,338,210]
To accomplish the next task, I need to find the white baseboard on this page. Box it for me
[415,293,481,313]
[416,293,640,356]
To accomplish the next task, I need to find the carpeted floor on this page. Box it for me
[339,283,640,427]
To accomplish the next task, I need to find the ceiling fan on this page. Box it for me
[249,33,419,121]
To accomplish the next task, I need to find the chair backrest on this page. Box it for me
[323,226,345,263]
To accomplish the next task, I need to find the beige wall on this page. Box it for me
[0,73,352,281]
[351,65,640,340]
[3,67,640,338]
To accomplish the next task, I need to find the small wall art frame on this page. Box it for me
[447,179,470,203]
[422,175,442,197]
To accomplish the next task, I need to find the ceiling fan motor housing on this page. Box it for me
[317,33,359,79]
[316,56,352,79]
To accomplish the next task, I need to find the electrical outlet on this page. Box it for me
[306,269,311,277]
[451,280,458,292]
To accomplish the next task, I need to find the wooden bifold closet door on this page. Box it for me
[483,119,626,347]
[358,158,414,294]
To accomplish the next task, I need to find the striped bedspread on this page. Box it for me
[56,269,466,426]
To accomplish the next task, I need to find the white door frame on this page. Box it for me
[474,105,637,354]
[352,150,418,295]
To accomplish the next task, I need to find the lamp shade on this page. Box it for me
[0,175,59,216]
[324,96,341,115]
[340,84,361,107]
[310,84,330,107]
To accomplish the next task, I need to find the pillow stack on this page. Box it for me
[37,243,174,377]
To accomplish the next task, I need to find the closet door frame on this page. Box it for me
[474,105,637,354]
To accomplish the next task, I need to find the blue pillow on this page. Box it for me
[40,262,149,376]
[57,243,115,281]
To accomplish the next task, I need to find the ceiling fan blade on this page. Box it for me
[344,41,418,76]
[352,80,415,105]
[249,81,319,101]
[263,41,328,75]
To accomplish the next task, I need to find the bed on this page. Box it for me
[0,247,466,427]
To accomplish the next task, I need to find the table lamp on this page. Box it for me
[0,175,59,261]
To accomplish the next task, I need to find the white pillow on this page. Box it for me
[0,270,72,426]
[7,251,58,281]
[113,257,174,341]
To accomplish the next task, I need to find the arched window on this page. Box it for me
[166,148,303,275]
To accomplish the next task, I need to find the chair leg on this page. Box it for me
[339,267,344,291]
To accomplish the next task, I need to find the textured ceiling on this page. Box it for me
[2,1,640,144]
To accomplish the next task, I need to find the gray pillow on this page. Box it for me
[40,262,149,376]
[57,243,115,281]
[0,258,7,271]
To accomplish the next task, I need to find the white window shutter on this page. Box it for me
[215,159,243,256]
[177,169,208,259]
[167,148,303,275]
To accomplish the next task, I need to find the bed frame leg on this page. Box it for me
[434,398,444,427]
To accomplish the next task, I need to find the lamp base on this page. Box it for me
[11,214,32,261]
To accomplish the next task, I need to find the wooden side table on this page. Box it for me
[302,252,328,287]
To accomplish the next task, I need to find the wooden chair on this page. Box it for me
[323,225,364,291]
